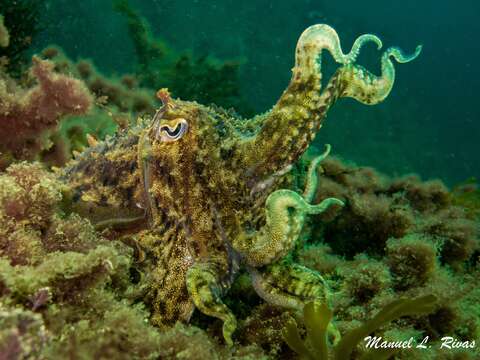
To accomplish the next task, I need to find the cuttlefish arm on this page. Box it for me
[235,24,421,178]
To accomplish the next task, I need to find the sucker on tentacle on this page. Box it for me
[337,44,423,105]
[292,24,383,82]
[233,148,344,268]
[235,24,420,180]
[303,144,331,202]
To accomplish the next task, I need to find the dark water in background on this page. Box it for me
[35,0,479,186]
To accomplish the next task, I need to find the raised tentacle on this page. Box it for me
[347,34,383,62]
[233,152,344,267]
[336,44,422,105]
[303,144,331,203]
[235,24,416,179]
[293,24,382,83]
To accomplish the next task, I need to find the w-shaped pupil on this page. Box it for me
[163,123,182,137]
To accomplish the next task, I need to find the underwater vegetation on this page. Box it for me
[0,14,9,48]
[0,0,44,76]
[113,0,254,116]
[0,4,479,360]
[284,295,437,360]
[451,179,480,221]
[0,56,93,168]
[0,0,255,170]
[307,156,479,269]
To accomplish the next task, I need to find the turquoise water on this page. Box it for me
[33,0,479,185]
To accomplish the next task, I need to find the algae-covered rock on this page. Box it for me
[0,162,273,359]
[0,162,162,359]
[0,307,49,359]
[0,57,93,167]
[287,155,480,359]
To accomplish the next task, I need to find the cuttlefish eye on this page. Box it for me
[157,118,189,142]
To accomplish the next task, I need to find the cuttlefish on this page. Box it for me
[60,24,421,345]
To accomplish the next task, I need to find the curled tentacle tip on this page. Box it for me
[414,44,423,57]
[358,34,383,50]
[346,34,383,64]
[328,198,345,207]
[323,143,332,156]
[310,144,332,167]
[310,197,345,215]
[405,44,423,62]
[385,44,423,64]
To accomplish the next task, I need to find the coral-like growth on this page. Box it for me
[0,57,93,166]
[339,255,392,304]
[0,162,114,274]
[309,158,412,256]
[283,296,437,360]
[36,46,159,166]
[155,323,220,359]
[41,46,156,116]
[419,207,478,268]
[0,307,49,358]
[386,234,438,289]
[310,156,479,266]
[451,179,480,220]
[238,303,295,357]
[0,162,155,358]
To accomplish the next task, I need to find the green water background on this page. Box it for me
[34,0,479,186]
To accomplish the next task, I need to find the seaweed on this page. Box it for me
[308,156,479,268]
[283,295,437,360]
[113,0,254,116]
[0,56,93,168]
[451,178,480,220]
[0,0,45,75]
[0,14,9,48]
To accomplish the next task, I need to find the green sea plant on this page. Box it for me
[37,46,161,166]
[112,0,254,116]
[0,0,45,75]
[451,178,480,220]
[310,156,479,267]
[0,14,9,48]
[283,295,437,360]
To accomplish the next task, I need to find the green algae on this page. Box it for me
[284,296,438,360]
[113,0,254,117]
[0,159,479,359]
[451,178,480,221]
[0,0,44,75]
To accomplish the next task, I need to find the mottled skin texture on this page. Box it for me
[59,25,420,345]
